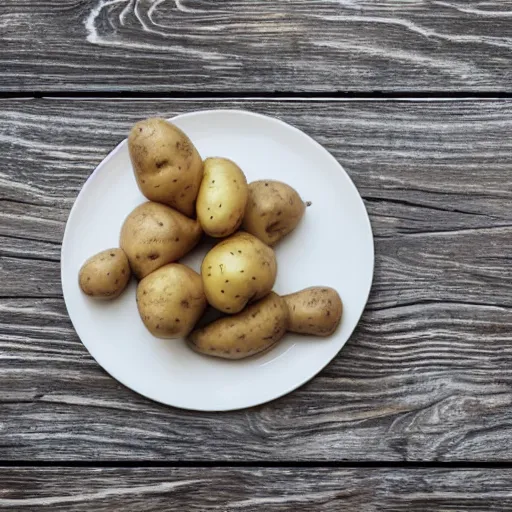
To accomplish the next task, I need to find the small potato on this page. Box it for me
[283,287,343,336]
[128,118,203,217]
[120,202,202,279]
[243,180,306,246]
[188,293,289,359]
[201,232,277,314]
[196,157,248,237]
[137,263,206,339]
[79,248,131,300]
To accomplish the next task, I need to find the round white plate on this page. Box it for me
[61,110,374,411]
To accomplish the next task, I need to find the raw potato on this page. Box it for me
[201,232,277,314]
[243,180,306,246]
[188,293,289,359]
[120,201,202,279]
[196,157,248,237]
[137,264,206,339]
[188,287,343,359]
[128,118,203,217]
[79,248,131,300]
[283,287,343,336]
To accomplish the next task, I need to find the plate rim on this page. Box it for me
[61,108,375,411]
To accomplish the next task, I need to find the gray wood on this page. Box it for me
[1,1,511,92]
[3,467,512,511]
[1,98,511,461]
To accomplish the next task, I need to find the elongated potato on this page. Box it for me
[79,248,131,300]
[188,293,289,359]
[128,118,203,217]
[283,287,343,336]
[120,201,202,279]
[201,232,277,314]
[196,157,248,237]
[243,180,306,246]
[137,264,206,339]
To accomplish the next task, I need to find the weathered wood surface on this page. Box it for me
[1,99,511,461]
[3,467,512,511]
[1,1,512,92]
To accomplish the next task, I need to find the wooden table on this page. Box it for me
[1,1,512,509]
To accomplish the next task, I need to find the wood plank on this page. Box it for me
[0,99,511,461]
[1,1,511,92]
[3,467,512,511]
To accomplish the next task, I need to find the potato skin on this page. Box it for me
[79,248,131,300]
[201,232,277,314]
[196,157,248,237]
[243,180,306,246]
[188,293,289,359]
[137,264,206,339]
[120,201,202,279]
[128,118,203,217]
[283,287,343,336]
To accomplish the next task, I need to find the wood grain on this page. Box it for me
[0,99,511,461]
[3,467,512,511]
[1,1,512,92]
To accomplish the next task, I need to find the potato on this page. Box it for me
[188,287,343,360]
[283,287,343,336]
[137,263,206,339]
[188,293,289,359]
[120,201,202,279]
[243,180,306,246]
[79,248,131,300]
[201,232,277,314]
[196,157,248,237]
[128,118,203,217]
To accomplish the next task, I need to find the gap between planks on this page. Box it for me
[4,461,512,469]
[1,93,512,102]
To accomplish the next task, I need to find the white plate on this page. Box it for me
[61,110,374,411]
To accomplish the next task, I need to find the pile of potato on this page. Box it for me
[79,118,343,360]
